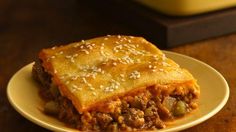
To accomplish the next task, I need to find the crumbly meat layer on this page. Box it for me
[32,60,197,131]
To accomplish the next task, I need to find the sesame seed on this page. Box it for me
[72,84,78,89]
[162,62,170,66]
[59,51,63,54]
[88,45,93,50]
[92,92,97,96]
[113,62,117,66]
[101,43,105,46]
[104,37,108,40]
[54,69,57,73]
[107,35,111,37]
[51,46,56,50]
[51,56,55,59]
[66,81,70,84]
[71,76,78,80]
[89,86,95,90]
[118,35,121,39]
[81,49,89,54]
[82,77,87,83]
[65,55,71,59]
[73,54,78,57]
[120,74,125,77]
[70,58,75,63]
[81,40,85,43]
[148,65,152,68]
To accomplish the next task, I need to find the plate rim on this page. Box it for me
[7,51,230,132]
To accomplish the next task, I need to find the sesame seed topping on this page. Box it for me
[65,55,71,59]
[71,84,82,92]
[82,77,87,83]
[118,35,121,38]
[89,86,95,90]
[59,51,64,54]
[129,70,141,79]
[72,84,78,89]
[120,74,125,77]
[162,62,170,66]
[81,49,89,54]
[113,62,117,66]
[103,79,120,93]
[81,40,85,43]
[92,92,97,96]
[73,54,78,57]
[104,37,108,40]
[148,65,152,68]
[51,46,56,50]
[71,76,78,80]
[100,46,104,50]
[51,56,55,59]
[70,58,75,63]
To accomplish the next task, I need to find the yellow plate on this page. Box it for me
[135,0,236,16]
[7,51,229,132]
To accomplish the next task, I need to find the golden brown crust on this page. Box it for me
[38,35,200,113]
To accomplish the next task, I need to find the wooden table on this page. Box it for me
[0,1,235,132]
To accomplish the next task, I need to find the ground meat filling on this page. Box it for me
[32,60,197,131]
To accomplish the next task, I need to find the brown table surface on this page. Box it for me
[0,1,235,132]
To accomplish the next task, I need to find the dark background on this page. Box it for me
[0,0,236,132]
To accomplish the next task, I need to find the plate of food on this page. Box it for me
[7,35,229,132]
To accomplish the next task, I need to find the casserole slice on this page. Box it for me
[33,35,200,131]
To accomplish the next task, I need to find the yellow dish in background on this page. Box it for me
[135,0,236,16]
